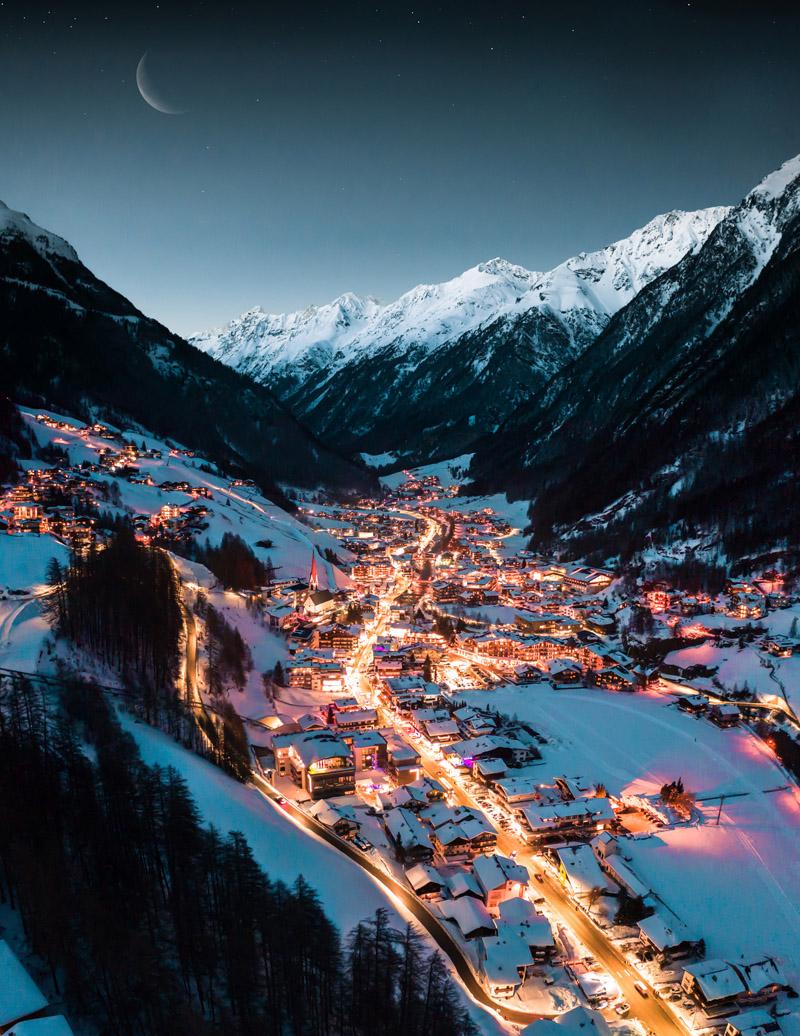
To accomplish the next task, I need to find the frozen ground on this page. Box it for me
[466,684,800,984]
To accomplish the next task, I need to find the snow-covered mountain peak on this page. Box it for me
[0,199,80,263]
[747,153,800,203]
[506,206,729,323]
[475,256,538,282]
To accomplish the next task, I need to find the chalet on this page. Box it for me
[724,1011,782,1036]
[383,731,421,783]
[445,734,534,769]
[308,800,360,838]
[266,602,297,630]
[445,870,484,900]
[636,910,702,961]
[677,694,710,714]
[681,960,748,1014]
[497,897,556,962]
[474,757,508,783]
[332,708,379,732]
[383,808,434,863]
[736,956,788,1004]
[473,853,530,913]
[547,658,584,686]
[477,927,536,998]
[764,636,794,658]
[552,844,614,899]
[316,622,360,656]
[423,719,461,743]
[420,803,497,858]
[590,666,638,693]
[440,897,496,940]
[518,797,615,845]
[286,654,344,694]
[584,613,617,635]
[494,776,543,805]
[343,729,387,770]
[405,863,446,898]
[562,566,614,593]
[709,702,741,728]
[598,855,651,901]
[727,594,767,620]
[516,612,583,637]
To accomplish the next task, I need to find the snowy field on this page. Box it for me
[466,683,800,984]
[0,534,68,591]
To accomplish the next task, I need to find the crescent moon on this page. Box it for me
[136,52,187,115]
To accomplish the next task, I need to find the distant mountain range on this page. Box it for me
[192,208,728,463]
[0,201,374,502]
[467,154,800,562]
[4,150,799,565]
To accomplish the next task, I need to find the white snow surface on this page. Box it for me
[748,152,800,202]
[191,209,727,384]
[0,536,68,592]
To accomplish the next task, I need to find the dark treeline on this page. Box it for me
[45,529,251,780]
[196,595,253,695]
[47,527,182,690]
[0,394,30,483]
[0,674,476,1036]
[185,532,270,590]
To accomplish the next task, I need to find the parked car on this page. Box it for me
[614,1002,630,1017]
[634,981,649,998]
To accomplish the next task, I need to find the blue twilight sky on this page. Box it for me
[1,0,799,336]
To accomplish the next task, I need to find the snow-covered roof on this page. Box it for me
[0,941,48,1028]
[683,959,747,1001]
[478,926,534,985]
[445,869,483,899]
[554,844,613,897]
[473,852,529,894]
[405,863,445,893]
[440,897,496,938]
[638,911,699,951]
[521,1005,612,1036]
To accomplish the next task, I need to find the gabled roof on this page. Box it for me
[683,959,747,1001]
[473,852,529,894]
[0,940,48,1028]
[440,897,496,938]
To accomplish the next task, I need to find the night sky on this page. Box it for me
[2,1,799,336]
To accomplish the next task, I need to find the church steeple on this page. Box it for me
[309,551,319,591]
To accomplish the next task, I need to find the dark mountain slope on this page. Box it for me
[467,156,800,559]
[0,201,375,500]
